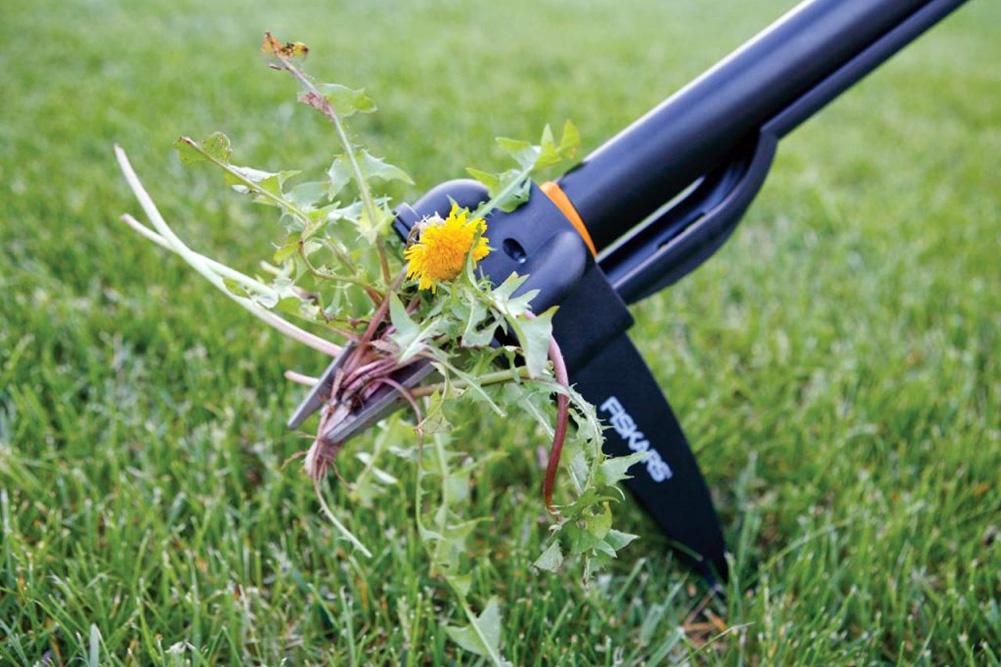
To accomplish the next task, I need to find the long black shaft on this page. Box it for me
[559,0,968,251]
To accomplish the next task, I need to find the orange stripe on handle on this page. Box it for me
[540,181,597,257]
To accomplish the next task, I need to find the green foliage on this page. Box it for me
[483,273,553,377]
[174,131,232,164]
[112,29,634,666]
[308,82,377,117]
[326,149,412,199]
[467,121,581,213]
[388,293,440,362]
[445,598,505,663]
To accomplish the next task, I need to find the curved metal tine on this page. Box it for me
[286,343,357,430]
[320,360,435,444]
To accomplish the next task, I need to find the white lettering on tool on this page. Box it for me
[599,397,673,482]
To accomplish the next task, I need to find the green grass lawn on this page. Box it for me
[2,0,999,664]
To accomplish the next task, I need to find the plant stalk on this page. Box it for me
[115,145,342,358]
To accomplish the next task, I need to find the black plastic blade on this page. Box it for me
[570,332,727,582]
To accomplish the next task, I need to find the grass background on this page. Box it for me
[1,0,999,663]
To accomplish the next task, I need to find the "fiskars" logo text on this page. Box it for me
[599,397,673,482]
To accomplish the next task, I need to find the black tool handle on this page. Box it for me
[559,0,968,251]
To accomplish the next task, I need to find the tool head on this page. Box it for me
[286,343,356,430]
[285,182,488,443]
[286,341,435,445]
[316,360,434,444]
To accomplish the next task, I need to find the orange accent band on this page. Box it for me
[540,181,597,257]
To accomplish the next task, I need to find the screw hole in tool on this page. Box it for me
[502,238,527,264]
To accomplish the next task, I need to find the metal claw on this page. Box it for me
[318,360,435,444]
[286,341,435,446]
[286,343,356,430]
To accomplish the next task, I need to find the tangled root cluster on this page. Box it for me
[302,341,421,481]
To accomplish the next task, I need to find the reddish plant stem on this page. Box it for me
[358,270,405,348]
[370,376,423,428]
[543,335,570,514]
[343,358,410,395]
[333,276,400,380]
[343,357,397,390]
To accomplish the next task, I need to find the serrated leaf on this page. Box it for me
[584,503,612,540]
[490,272,528,301]
[326,155,354,199]
[597,451,647,486]
[566,522,600,556]
[484,274,552,376]
[446,623,486,656]
[466,167,500,192]
[517,306,554,377]
[419,525,445,542]
[225,165,273,185]
[430,517,483,576]
[174,132,231,166]
[358,204,393,243]
[351,478,385,506]
[312,200,365,242]
[496,136,540,169]
[604,529,639,551]
[572,400,604,446]
[558,119,581,157]
[259,170,300,199]
[444,470,470,504]
[325,200,364,226]
[389,294,440,362]
[273,239,299,263]
[535,129,562,170]
[225,166,299,204]
[388,293,418,337]
[569,441,589,485]
[202,132,232,163]
[445,599,504,661]
[311,83,376,117]
[359,150,413,185]
[495,168,532,212]
[444,518,481,542]
[534,121,581,170]
[327,150,412,202]
[447,573,472,598]
[504,383,555,437]
[593,539,618,558]
[533,541,564,572]
[428,352,506,416]
[460,298,499,348]
[489,273,537,316]
[174,137,203,165]
[466,166,530,213]
[373,467,398,484]
[355,451,400,485]
[288,180,328,208]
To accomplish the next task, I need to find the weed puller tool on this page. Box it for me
[289,0,970,583]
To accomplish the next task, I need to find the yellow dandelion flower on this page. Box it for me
[404,203,491,291]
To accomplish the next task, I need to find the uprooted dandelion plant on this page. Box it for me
[114,33,645,664]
